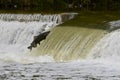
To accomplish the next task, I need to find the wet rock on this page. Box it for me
[33,75,40,77]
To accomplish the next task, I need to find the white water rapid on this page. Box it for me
[88,20,120,63]
[0,14,63,63]
[0,13,120,80]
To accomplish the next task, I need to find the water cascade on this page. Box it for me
[1,13,119,63]
[0,13,120,80]
[88,20,120,62]
[0,14,62,23]
[0,13,77,63]
[32,26,106,61]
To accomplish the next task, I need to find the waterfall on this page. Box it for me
[0,13,77,63]
[88,29,120,61]
[0,14,62,23]
[0,14,63,52]
[2,13,117,63]
[88,20,120,62]
[32,26,106,62]
[0,14,63,63]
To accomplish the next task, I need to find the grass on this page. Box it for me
[60,11,120,30]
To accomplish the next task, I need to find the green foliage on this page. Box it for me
[0,0,120,11]
[36,0,53,11]
[91,0,120,11]
[81,0,91,4]
[53,0,69,11]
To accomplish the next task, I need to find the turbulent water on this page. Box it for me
[89,20,120,62]
[32,27,106,61]
[0,14,120,80]
[0,14,64,63]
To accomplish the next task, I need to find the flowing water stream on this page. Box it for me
[32,27,105,61]
[0,14,63,63]
[0,14,120,80]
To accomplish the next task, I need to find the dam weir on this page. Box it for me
[1,13,120,80]
[32,26,106,61]
[0,13,119,63]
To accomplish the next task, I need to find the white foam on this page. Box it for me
[109,20,120,29]
[0,14,62,23]
[0,52,54,64]
[0,14,62,63]
[88,29,120,63]
[0,21,55,53]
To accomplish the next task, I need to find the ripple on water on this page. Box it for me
[0,61,120,80]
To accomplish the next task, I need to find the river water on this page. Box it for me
[0,14,120,80]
